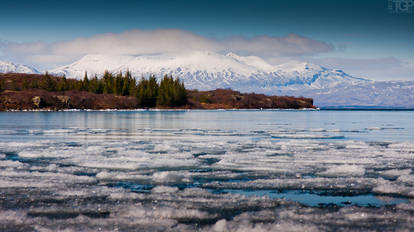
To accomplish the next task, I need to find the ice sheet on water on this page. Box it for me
[380,168,412,179]
[318,165,365,177]
[271,134,345,139]
[397,175,414,185]
[1,124,414,231]
[152,171,192,183]
[0,160,25,168]
[152,186,179,193]
[1,180,414,231]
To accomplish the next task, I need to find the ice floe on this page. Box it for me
[1,111,414,231]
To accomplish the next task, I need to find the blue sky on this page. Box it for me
[1,0,413,80]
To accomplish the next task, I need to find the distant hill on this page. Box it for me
[0,60,39,74]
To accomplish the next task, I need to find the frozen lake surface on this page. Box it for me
[1,110,414,231]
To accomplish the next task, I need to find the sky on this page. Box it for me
[0,0,413,80]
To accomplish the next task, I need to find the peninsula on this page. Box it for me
[0,73,315,110]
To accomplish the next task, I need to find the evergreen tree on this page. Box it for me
[56,76,67,92]
[174,77,187,106]
[88,75,99,93]
[74,79,82,91]
[148,75,159,103]
[40,71,57,91]
[1,71,188,106]
[128,75,137,97]
[157,75,187,106]
[96,75,104,94]
[30,79,39,89]
[135,77,146,105]
[157,75,172,106]
[121,70,132,96]
[66,79,75,91]
[114,72,120,95]
[82,71,89,91]
[136,75,158,107]
[103,70,113,94]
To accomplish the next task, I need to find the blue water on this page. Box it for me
[1,110,414,230]
[0,110,413,142]
[211,189,409,207]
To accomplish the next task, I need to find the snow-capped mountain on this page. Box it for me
[1,52,412,108]
[49,51,414,108]
[279,81,414,108]
[0,60,39,74]
[51,51,367,91]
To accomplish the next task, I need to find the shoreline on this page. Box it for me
[1,108,320,112]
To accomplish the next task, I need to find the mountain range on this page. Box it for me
[0,60,39,74]
[1,51,413,108]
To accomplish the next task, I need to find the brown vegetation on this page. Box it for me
[0,73,315,110]
[188,89,314,109]
[0,89,138,111]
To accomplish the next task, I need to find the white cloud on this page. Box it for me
[6,29,411,81]
[222,34,333,57]
[1,29,333,69]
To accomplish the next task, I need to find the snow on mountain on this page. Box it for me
[1,52,412,108]
[0,60,39,74]
[49,51,414,107]
[298,81,414,108]
[273,61,367,89]
[50,54,135,78]
[50,50,367,91]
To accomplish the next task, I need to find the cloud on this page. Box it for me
[312,57,414,81]
[1,29,333,69]
[2,30,412,81]
[222,34,333,57]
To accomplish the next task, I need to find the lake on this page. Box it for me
[1,110,414,231]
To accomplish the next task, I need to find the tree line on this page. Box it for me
[1,71,187,107]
